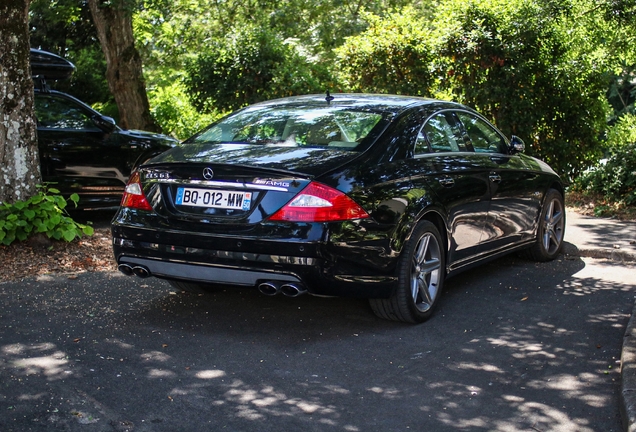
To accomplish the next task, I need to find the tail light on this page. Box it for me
[269,181,369,222]
[121,171,153,211]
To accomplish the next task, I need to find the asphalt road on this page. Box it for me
[1,254,634,432]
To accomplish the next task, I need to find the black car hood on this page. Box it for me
[148,143,361,177]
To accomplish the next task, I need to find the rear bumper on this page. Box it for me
[112,234,398,299]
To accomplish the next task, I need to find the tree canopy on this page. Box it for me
[26,0,636,178]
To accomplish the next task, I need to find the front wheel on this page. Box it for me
[524,188,565,262]
[369,220,445,323]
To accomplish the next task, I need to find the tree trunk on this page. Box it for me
[87,0,159,132]
[0,0,41,205]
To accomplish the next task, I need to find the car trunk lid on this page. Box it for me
[137,144,362,224]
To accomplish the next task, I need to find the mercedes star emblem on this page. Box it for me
[203,167,214,180]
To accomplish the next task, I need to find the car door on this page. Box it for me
[35,93,127,205]
[408,110,492,267]
[455,111,542,250]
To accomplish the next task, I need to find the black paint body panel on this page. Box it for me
[112,94,562,298]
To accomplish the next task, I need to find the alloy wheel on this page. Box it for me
[410,233,442,313]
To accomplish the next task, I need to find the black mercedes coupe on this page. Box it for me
[111,94,565,323]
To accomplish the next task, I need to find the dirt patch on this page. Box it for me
[0,227,116,283]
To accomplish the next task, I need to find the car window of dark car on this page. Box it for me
[456,112,507,154]
[417,112,466,155]
[34,94,98,130]
[191,106,384,150]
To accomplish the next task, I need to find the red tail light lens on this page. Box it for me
[269,182,369,222]
[121,171,153,211]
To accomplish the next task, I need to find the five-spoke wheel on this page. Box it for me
[525,188,565,261]
[370,220,445,323]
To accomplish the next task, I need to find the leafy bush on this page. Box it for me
[148,79,218,140]
[606,113,636,151]
[433,0,608,179]
[572,143,636,207]
[335,8,435,96]
[336,1,610,179]
[0,185,94,246]
[184,26,334,113]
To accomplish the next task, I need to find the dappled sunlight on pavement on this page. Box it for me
[0,256,633,430]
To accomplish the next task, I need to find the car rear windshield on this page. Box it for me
[189,105,385,150]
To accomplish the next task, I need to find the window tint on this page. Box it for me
[35,95,96,130]
[418,112,466,155]
[456,112,506,154]
[192,106,384,150]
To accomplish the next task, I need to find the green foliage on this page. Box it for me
[572,143,636,206]
[184,26,334,113]
[335,8,435,96]
[147,79,218,139]
[607,64,636,121]
[433,0,609,179]
[333,1,613,178]
[606,113,636,149]
[27,0,636,182]
[0,185,94,246]
[54,47,113,108]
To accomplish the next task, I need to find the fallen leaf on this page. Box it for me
[521,297,528,301]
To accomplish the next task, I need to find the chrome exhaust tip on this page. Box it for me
[280,283,307,298]
[118,263,134,276]
[132,266,151,278]
[258,281,281,296]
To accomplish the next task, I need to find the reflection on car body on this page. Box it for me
[112,93,565,323]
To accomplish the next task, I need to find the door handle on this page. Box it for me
[438,176,455,187]
[489,173,502,183]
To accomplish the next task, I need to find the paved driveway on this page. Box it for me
[1,254,634,431]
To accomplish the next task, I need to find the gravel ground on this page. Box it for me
[0,227,115,283]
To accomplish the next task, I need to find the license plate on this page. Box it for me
[175,187,252,210]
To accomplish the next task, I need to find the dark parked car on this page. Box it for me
[111,94,565,323]
[31,49,178,210]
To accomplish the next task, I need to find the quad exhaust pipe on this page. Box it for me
[258,281,307,297]
[118,263,151,278]
[280,283,307,297]
[257,281,281,296]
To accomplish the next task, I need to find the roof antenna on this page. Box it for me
[325,90,334,104]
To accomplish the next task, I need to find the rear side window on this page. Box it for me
[456,112,506,154]
[416,112,467,155]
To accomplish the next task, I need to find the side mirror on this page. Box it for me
[92,115,117,133]
[510,135,525,154]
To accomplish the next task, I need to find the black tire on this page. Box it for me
[524,188,565,262]
[168,280,220,294]
[369,220,445,323]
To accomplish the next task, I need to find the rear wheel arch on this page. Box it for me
[414,208,449,265]
[369,218,446,323]
[390,207,449,267]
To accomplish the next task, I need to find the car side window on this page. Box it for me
[34,95,97,130]
[456,112,506,154]
[417,112,466,155]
